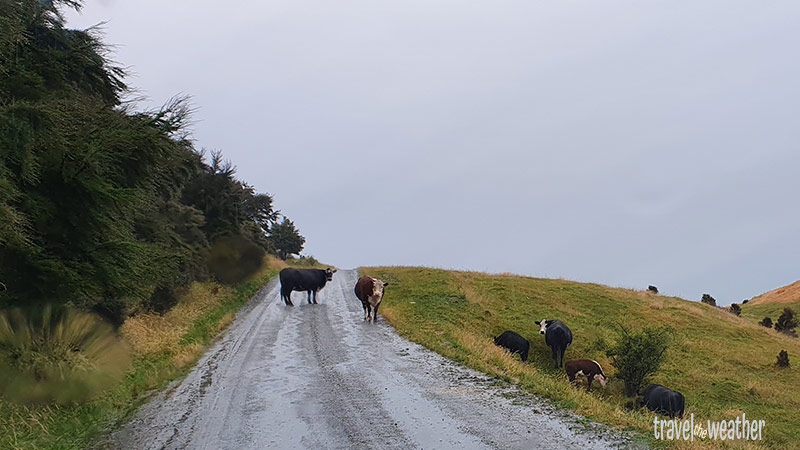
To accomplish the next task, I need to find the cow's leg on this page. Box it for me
[372,302,380,323]
[307,291,312,304]
[552,347,558,368]
[282,288,293,306]
[363,303,369,321]
[312,290,318,304]
[559,346,565,368]
[587,376,593,392]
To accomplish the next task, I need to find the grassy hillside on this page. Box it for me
[361,267,800,449]
[0,256,291,450]
[741,281,800,326]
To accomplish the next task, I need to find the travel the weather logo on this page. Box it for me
[653,413,765,441]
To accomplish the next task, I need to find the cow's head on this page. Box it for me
[596,374,608,387]
[325,268,337,281]
[369,277,388,298]
[534,319,549,334]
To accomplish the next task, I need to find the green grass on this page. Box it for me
[0,259,285,450]
[361,266,800,450]
[740,300,800,330]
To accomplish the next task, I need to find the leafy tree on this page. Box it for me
[0,0,300,323]
[701,294,717,307]
[775,308,798,337]
[181,150,277,244]
[606,325,672,397]
[729,303,741,316]
[759,317,773,328]
[268,217,305,260]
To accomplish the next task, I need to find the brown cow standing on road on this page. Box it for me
[354,276,388,323]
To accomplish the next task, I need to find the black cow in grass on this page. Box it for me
[494,331,530,362]
[279,268,336,306]
[639,384,685,418]
[535,319,572,368]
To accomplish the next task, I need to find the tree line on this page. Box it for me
[0,0,305,325]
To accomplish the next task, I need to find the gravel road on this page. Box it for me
[107,269,642,449]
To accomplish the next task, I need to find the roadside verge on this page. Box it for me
[0,257,287,450]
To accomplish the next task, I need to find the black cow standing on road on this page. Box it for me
[535,319,573,368]
[279,268,337,306]
[494,331,530,362]
[639,384,685,418]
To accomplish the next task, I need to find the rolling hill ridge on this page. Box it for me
[741,280,800,329]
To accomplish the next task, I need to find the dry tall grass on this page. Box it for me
[122,283,233,358]
[122,256,286,366]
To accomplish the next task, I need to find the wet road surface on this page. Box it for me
[108,270,641,449]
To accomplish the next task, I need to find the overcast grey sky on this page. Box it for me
[66,1,800,305]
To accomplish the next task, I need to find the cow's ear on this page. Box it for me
[534,321,540,325]
[383,282,389,287]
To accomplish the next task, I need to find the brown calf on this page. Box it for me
[565,359,607,392]
[354,276,388,322]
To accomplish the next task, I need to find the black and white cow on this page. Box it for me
[565,359,607,391]
[354,276,388,322]
[535,319,573,368]
[639,384,685,419]
[493,331,530,362]
[279,268,336,306]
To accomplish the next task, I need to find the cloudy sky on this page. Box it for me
[66,1,800,305]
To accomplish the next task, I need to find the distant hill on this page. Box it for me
[742,280,800,327]
[749,280,800,305]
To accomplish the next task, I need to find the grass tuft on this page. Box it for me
[0,305,130,405]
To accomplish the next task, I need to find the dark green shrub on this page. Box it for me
[777,350,789,368]
[606,325,672,397]
[775,308,798,337]
[701,294,717,306]
[759,317,773,328]
[287,255,320,267]
[146,286,180,314]
[206,235,265,285]
[729,303,741,316]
